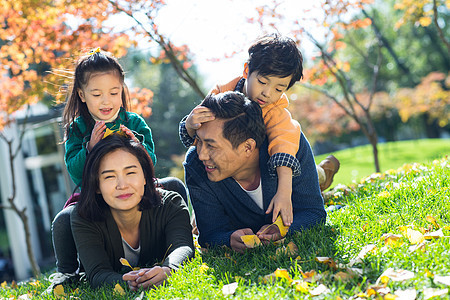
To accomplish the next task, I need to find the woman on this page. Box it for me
[71,134,194,290]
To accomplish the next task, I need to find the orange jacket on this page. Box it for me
[209,76,301,158]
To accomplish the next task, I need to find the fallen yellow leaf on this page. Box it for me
[274,268,292,282]
[114,283,125,296]
[53,285,65,298]
[301,270,317,281]
[295,281,309,293]
[384,293,396,300]
[199,263,209,273]
[241,234,261,248]
[1,281,6,288]
[273,215,290,237]
[405,228,425,244]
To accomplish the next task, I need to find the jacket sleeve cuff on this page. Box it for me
[267,153,301,177]
[179,116,195,148]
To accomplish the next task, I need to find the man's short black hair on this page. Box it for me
[201,91,266,148]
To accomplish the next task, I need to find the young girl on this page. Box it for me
[47,48,187,292]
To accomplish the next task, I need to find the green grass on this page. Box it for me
[1,156,450,299]
[314,138,450,187]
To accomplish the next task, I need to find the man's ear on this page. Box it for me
[78,89,86,103]
[243,138,257,156]
[242,62,249,79]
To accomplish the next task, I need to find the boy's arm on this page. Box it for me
[264,99,302,177]
[179,106,215,148]
[179,116,196,148]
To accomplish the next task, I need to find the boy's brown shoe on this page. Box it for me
[318,155,340,191]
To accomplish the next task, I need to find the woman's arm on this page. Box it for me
[70,207,123,288]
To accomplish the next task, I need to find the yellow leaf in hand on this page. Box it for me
[120,257,133,269]
[273,215,290,237]
[241,235,261,248]
[103,128,115,139]
[114,283,125,296]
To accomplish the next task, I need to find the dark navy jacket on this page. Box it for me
[184,133,327,247]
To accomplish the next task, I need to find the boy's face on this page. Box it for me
[244,70,293,108]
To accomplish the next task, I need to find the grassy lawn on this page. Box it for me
[315,138,450,187]
[1,153,449,299]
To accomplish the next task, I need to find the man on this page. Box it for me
[183,91,326,252]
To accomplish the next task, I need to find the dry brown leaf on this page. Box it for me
[240,235,261,248]
[315,257,338,270]
[309,284,330,296]
[276,241,298,257]
[349,244,376,266]
[260,272,276,284]
[376,268,415,284]
[301,270,317,282]
[434,275,450,286]
[408,241,428,252]
[423,287,449,299]
[394,288,417,300]
[222,282,238,296]
[333,271,354,282]
[381,233,403,246]
[424,229,444,239]
[405,228,425,244]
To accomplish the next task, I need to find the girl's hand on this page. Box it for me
[185,105,215,137]
[120,125,139,143]
[88,121,106,151]
[122,266,171,291]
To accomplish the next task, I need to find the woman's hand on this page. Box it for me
[88,121,106,151]
[122,266,171,291]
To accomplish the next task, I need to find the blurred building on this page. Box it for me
[0,103,74,281]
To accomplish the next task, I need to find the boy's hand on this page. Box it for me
[266,191,293,226]
[185,105,215,137]
[88,121,106,151]
[120,124,139,143]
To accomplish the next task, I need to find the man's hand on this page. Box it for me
[185,105,215,138]
[122,266,171,291]
[230,228,255,253]
[88,121,106,151]
[256,224,282,243]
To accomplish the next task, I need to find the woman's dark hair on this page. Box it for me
[77,134,161,221]
[62,49,130,141]
[247,33,303,89]
[201,91,266,148]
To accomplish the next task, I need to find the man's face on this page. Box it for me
[195,119,248,182]
[244,71,293,108]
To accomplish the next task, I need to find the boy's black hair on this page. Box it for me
[247,33,303,89]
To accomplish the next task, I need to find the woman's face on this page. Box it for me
[97,149,146,213]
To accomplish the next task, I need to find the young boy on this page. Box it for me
[180,33,339,226]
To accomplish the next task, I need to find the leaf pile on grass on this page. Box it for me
[1,157,449,299]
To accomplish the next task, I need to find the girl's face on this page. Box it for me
[97,149,146,214]
[78,71,123,121]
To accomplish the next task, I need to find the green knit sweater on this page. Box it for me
[64,108,156,186]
